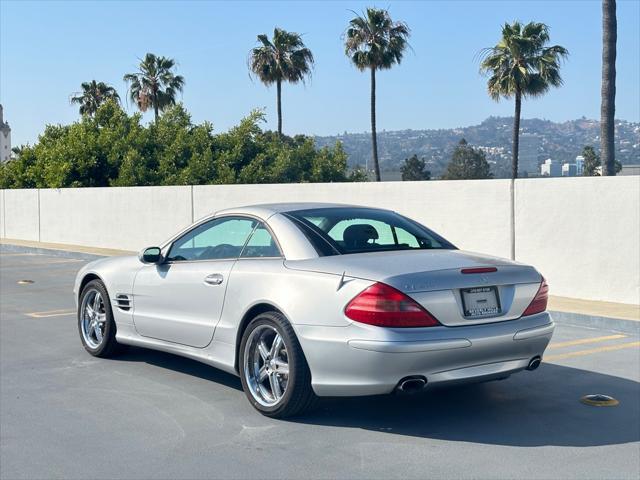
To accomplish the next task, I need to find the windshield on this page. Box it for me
[284,207,456,256]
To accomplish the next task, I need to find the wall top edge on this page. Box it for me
[4,176,638,194]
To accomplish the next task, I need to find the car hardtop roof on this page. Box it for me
[214,202,380,218]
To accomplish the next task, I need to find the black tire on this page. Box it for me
[239,311,317,418]
[77,279,126,358]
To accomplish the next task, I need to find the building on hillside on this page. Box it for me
[575,155,585,176]
[562,162,577,177]
[518,133,542,177]
[0,104,11,162]
[540,158,561,177]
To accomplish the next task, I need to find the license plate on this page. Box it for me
[461,286,501,318]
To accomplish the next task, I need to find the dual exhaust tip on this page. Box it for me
[526,356,542,371]
[396,376,427,393]
[396,356,542,393]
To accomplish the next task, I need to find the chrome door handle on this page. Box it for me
[204,273,224,286]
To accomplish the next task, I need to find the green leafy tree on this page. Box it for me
[348,166,369,182]
[249,28,314,136]
[0,146,39,188]
[480,21,568,179]
[70,80,120,116]
[442,139,493,180]
[0,103,363,189]
[123,53,185,122]
[345,7,410,182]
[581,145,621,176]
[581,146,600,176]
[400,154,430,180]
[601,0,617,176]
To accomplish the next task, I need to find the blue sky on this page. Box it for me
[1,0,639,147]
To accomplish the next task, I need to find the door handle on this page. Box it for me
[204,273,224,286]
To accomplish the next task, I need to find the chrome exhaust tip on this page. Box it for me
[527,356,542,371]
[396,376,427,393]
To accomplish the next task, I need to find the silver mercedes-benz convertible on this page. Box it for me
[74,203,554,417]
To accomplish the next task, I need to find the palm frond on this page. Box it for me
[248,28,314,86]
[343,7,410,71]
[478,21,568,100]
[123,52,184,117]
[69,80,120,116]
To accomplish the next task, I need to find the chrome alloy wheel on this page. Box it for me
[80,289,107,349]
[243,325,290,407]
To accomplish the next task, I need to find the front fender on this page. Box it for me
[73,255,142,313]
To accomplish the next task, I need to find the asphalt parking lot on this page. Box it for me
[1,250,639,480]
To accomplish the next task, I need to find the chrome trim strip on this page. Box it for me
[347,338,472,353]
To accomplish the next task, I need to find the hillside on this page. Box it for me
[315,117,640,178]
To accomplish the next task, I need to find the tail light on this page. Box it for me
[522,277,549,316]
[345,282,441,328]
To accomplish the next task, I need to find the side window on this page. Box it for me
[167,217,257,261]
[395,227,421,248]
[240,223,281,258]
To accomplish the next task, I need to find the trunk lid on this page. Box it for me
[285,249,543,326]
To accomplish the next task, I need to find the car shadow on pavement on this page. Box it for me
[112,348,638,447]
[296,363,640,447]
[115,346,244,392]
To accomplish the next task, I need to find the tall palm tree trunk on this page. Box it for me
[511,89,522,180]
[370,67,381,181]
[601,0,617,176]
[276,79,283,136]
[153,88,160,122]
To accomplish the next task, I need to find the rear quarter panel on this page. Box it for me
[213,258,372,346]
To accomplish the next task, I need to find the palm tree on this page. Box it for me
[601,0,617,176]
[70,80,120,116]
[249,28,314,136]
[480,22,568,179]
[344,8,410,182]
[123,53,185,122]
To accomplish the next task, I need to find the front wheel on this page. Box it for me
[239,312,316,418]
[78,279,125,357]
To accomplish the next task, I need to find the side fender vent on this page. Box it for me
[115,294,132,311]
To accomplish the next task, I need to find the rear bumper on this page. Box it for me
[296,312,554,397]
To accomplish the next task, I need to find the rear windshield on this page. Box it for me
[284,207,456,256]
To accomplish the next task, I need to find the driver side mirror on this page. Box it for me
[139,246,163,264]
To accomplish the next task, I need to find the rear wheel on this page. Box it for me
[239,311,316,418]
[78,279,125,357]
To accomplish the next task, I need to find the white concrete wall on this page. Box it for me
[2,189,39,241]
[38,186,193,251]
[2,177,639,305]
[515,176,640,305]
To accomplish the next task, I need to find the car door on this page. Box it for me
[132,216,258,348]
